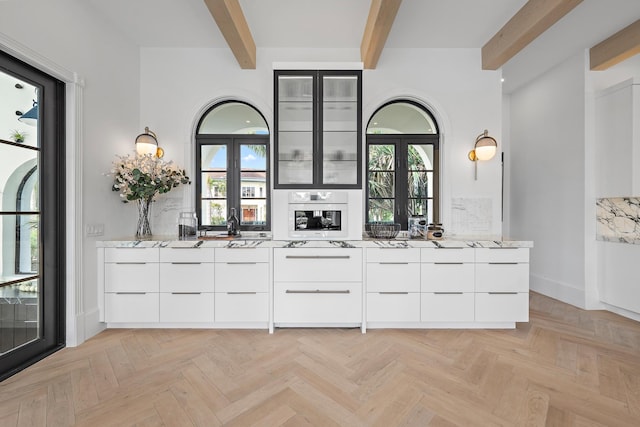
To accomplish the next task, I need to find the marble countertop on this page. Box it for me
[96,236,533,249]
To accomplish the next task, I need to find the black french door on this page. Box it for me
[0,49,65,381]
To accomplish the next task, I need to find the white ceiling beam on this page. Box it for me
[590,19,640,71]
[203,0,256,69]
[482,0,583,70]
[361,0,403,69]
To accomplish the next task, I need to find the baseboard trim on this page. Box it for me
[530,273,585,309]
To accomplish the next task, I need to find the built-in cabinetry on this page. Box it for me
[98,246,270,328]
[98,241,530,331]
[365,247,421,322]
[274,70,362,188]
[273,248,363,326]
[214,247,270,323]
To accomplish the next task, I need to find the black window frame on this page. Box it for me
[195,102,270,232]
[366,101,440,230]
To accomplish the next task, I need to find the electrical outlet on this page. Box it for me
[86,223,104,237]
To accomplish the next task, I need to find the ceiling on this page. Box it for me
[86,0,640,93]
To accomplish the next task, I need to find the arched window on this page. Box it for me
[366,100,440,228]
[195,101,270,231]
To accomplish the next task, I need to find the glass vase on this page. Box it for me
[136,197,153,237]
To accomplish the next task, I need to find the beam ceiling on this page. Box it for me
[204,0,256,69]
[482,0,583,70]
[590,19,640,71]
[361,0,403,69]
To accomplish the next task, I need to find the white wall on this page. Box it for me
[0,0,141,343]
[508,53,587,308]
[140,47,504,238]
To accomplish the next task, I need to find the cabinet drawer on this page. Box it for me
[274,282,362,323]
[421,248,474,263]
[421,263,474,292]
[475,248,529,263]
[274,248,362,282]
[367,263,420,292]
[215,263,269,292]
[105,292,159,322]
[105,247,159,263]
[421,292,475,322]
[160,247,215,263]
[475,292,529,322]
[215,292,268,323]
[215,247,270,263]
[159,292,214,322]
[159,263,215,292]
[366,247,420,263]
[475,263,529,292]
[366,292,420,322]
[105,263,159,292]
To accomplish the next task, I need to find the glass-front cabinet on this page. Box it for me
[275,70,362,188]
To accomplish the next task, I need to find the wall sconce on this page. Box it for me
[468,129,497,180]
[135,126,164,157]
[18,101,38,126]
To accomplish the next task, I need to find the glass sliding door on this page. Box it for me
[0,50,65,381]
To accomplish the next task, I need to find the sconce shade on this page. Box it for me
[474,136,497,161]
[135,127,163,157]
[18,101,38,126]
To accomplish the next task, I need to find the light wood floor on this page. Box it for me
[2,292,640,426]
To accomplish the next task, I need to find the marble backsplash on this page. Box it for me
[596,197,640,244]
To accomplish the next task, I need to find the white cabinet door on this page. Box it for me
[475,248,529,263]
[215,263,269,292]
[367,263,420,292]
[105,263,159,292]
[366,248,420,263]
[274,248,362,282]
[105,293,159,322]
[421,293,474,322]
[159,263,215,292]
[421,248,474,263]
[367,293,420,322]
[159,293,214,322]
[274,282,362,323]
[160,247,215,263]
[215,247,270,263]
[475,263,529,292]
[475,293,529,322]
[421,263,474,292]
[215,292,269,322]
[105,247,159,263]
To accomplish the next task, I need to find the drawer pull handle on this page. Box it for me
[226,262,257,265]
[434,262,464,265]
[488,292,518,295]
[434,292,463,295]
[378,247,408,250]
[488,262,518,265]
[378,262,409,265]
[170,262,202,265]
[379,291,409,295]
[171,247,201,249]
[488,247,518,250]
[227,291,257,295]
[115,262,147,265]
[171,292,201,295]
[286,289,351,294]
[434,247,465,250]
[285,255,351,260]
[115,292,146,295]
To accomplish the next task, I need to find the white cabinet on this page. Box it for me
[421,248,475,322]
[366,248,420,323]
[273,248,362,325]
[215,247,270,323]
[475,248,529,322]
[159,248,215,323]
[104,248,159,323]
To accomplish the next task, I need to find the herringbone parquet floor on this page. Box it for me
[2,292,640,426]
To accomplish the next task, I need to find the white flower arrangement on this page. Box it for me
[110,153,190,202]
